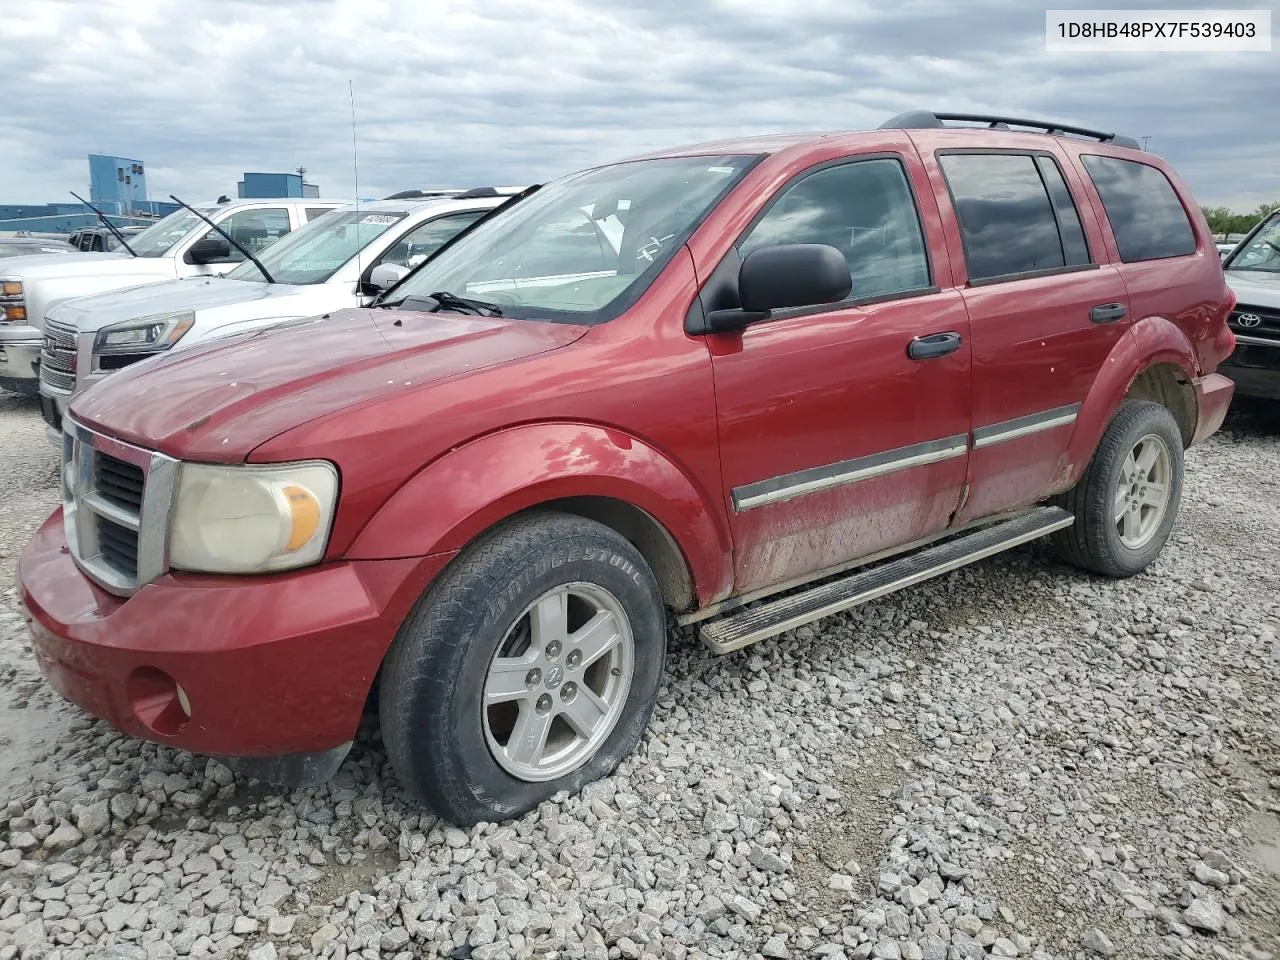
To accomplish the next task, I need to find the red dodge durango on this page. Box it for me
[20,110,1236,823]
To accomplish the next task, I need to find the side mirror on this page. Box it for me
[187,235,232,264]
[706,243,852,332]
[368,262,410,292]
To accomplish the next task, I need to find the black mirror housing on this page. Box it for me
[187,235,232,264]
[739,243,852,314]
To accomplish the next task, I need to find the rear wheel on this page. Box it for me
[1052,400,1184,577]
[379,512,665,824]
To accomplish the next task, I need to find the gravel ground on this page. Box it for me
[1,391,1278,960]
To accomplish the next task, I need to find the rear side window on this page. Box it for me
[1035,157,1090,266]
[1081,155,1197,262]
[739,158,931,300]
[940,153,1090,282]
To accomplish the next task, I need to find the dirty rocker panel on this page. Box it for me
[971,403,1081,449]
[732,434,969,512]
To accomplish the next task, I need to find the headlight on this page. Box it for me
[169,461,339,574]
[95,311,196,354]
[0,279,23,323]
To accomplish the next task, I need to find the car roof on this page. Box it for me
[623,110,1143,163]
[322,196,507,217]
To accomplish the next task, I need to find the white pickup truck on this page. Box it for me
[36,191,518,433]
[0,197,343,396]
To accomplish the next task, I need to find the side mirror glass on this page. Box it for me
[368,262,410,292]
[187,235,232,264]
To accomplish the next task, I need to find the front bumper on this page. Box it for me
[1219,340,1280,401]
[0,329,41,395]
[19,510,450,761]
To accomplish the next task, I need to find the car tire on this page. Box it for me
[1052,399,1184,578]
[379,511,666,824]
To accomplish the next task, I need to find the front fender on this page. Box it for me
[1061,315,1198,486]
[346,422,733,605]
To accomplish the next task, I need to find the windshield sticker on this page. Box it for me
[636,233,676,263]
[706,166,738,174]
[360,214,404,225]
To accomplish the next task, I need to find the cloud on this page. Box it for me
[2,0,1277,210]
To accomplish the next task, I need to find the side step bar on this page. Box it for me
[699,506,1073,655]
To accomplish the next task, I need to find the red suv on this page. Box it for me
[20,110,1236,823]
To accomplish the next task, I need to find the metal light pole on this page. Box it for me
[1141,136,1152,151]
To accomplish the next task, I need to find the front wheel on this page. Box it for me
[379,512,666,824]
[1052,399,1184,577]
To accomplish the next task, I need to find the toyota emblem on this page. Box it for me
[1237,313,1262,328]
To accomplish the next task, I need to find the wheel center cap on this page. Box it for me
[545,666,564,690]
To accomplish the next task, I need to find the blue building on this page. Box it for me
[237,172,321,199]
[89,153,151,218]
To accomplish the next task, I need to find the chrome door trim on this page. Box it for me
[732,434,970,512]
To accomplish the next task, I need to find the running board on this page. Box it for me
[699,506,1074,655]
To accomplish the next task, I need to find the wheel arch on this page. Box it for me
[1062,315,1200,486]
[346,422,734,611]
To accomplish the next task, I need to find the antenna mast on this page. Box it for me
[350,81,363,289]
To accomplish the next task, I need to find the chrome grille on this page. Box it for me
[1229,304,1280,344]
[62,418,178,596]
[40,318,78,394]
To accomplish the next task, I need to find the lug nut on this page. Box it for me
[566,650,582,670]
[560,682,577,703]
[545,640,562,659]
[535,693,553,715]
[525,668,542,689]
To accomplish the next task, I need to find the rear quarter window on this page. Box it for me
[1081,155,1197,263]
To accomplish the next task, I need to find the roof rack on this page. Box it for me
[879,110,1142,150]
[382,188,466,200]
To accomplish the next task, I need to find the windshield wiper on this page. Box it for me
[69,191,137,256]
[425,290,504,316]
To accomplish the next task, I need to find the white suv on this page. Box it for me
[36,191,521,433]
[0,198,343,396]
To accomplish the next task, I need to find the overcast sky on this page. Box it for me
[4,0,1277,212]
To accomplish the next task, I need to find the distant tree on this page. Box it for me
[1201,206,1234,234]
[1200,202,1280,237]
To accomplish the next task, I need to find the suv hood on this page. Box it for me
[1226,270,1280,304]
[69,307,588,460]
[0,251,155,280]
[50,276,318,333]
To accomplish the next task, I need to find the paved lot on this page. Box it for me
[0,391,1278,960]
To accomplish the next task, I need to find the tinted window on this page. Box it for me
[306,207,335,222]
[740,158,931,299]
[1036,156,1090,266]
[1081,155,1197,262]
[941,153,1067,281]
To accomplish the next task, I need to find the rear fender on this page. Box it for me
[1061,315,1198,487]
[346,422,733,606]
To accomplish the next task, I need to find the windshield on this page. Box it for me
[390,155,759,323]
[127,209,210,258]
[1225,212,1280,274]
[226,209,407,285]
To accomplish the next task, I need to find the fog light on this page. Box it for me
[126,667,191,737]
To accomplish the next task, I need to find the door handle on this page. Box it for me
[907,331,963,361]
[1090,303,1127,324]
